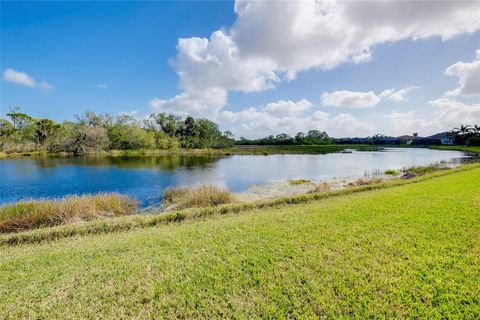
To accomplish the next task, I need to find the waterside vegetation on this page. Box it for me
[1,164,479,318]
[0,193,137,233]
[0,107,235,155]
[1,162,478,245]
[161,185,235,211]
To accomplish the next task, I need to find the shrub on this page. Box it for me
[156,133,180,149]
[466,135,480,146]
[288,179,311,185]
[403,162,449,175]
[108,124,156,150]
[47,123,109,154]
[309,182,331,193]
[0,193,137,233]
[347,177,385,187]
[384,169,399,176]
[162,185,234,211]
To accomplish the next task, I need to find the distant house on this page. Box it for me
[334,137,370,144]
[428,132,454,145]
[373,137,402,145]
[334,132,453,146]
[411,132,453,145]
[397,135,414,144]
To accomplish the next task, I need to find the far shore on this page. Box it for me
[2,144,478,159]
[0,144,383,158]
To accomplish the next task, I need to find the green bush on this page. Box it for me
[384,169,399,176]
[108,124,156,150]
[48,122,109,154]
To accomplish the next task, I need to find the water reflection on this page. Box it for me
[32,155,223,171]
[0,148,472,207]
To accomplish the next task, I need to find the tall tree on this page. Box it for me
[34,119,60,145]
[6,107,33,130]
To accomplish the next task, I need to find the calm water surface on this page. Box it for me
[0,148,469,207]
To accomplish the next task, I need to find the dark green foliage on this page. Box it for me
[449,124,480,146]
[0,119,14,138]
[33,119,60,145]
[107,124,156,150]
[47,122,109,154]
[6,106,33,130]
[1,107,234,154]
[239,129,331,145]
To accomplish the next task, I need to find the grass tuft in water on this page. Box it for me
[403,162,450,175]
[384,169,399,176]
[288,179,311,185]
[162,185,235,211]
[348,177,385,187]
[0,193,137,233]
[309,182,331,193]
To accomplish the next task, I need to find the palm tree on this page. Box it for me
[452,124,473,135]
[447,130,457,140]
[474,125,480,135]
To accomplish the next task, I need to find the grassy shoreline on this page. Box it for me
[1,144,478,159]
[430,145,480,154]
[1,163,479,318]
[2,162,478,246]
[0,144,382,158]
[0,193,137,233]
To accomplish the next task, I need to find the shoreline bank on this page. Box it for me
[2,162,479,246]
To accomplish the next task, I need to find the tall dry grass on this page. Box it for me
[403,162,450,175]
[0,193,137,233]
[347,177,385,187]
[162,185,234,211]
[288,179,311,185]
[309,182,331,193]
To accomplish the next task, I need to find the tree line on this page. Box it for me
[1,107,478,154]
[449,125,480,146]
[237,130,332,145]
[0,107,234,154]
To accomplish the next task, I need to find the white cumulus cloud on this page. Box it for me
[385,99,480,136]
[380,86,420,102]
[262,99,312,116]
[2,68,53,92]
[150,88,227,118]
[445,49,480,96]
[151,0,480,136]
[3,68,35,87]
[321,86,420,108]
[321,90,381,108]
[174,31,279,93]
[231,0,479,76]
[219,99,373,138]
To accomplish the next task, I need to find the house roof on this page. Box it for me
[397,135,414,140]
[427,132,451,139]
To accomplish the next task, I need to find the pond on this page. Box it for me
[0,148,471,207]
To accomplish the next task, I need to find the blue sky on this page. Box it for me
[1,1,479,138]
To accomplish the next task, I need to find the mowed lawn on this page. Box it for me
[1,168,479,318]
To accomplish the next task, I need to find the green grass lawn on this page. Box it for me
[1,166,479,318]
[430,145,480,154]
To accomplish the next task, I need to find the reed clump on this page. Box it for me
[347,177,385,187]
[288,179,311,185]
[384,169,399,176]
[162,185,235,211]
[402,162,450,176]
[309,182,331,193]
[0,193,137,233]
